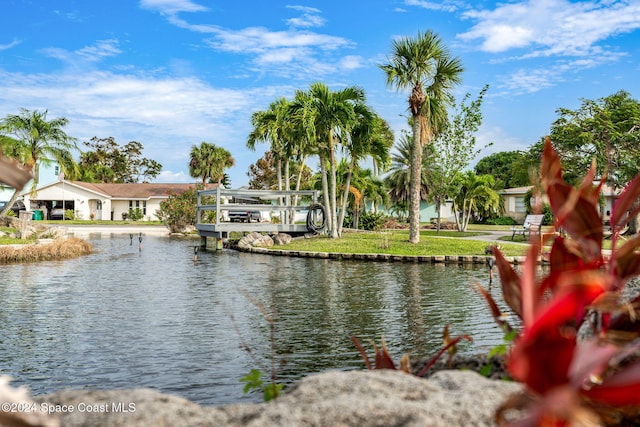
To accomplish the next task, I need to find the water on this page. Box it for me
[0,234,508,406]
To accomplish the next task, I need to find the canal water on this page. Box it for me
[0,234,509,406]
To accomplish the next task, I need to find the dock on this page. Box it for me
[195,187,324,249]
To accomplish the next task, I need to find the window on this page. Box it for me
[129,200,146,215]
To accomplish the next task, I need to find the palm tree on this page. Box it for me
[380,31,463,243]
[336,109,392,235]
[299,82,366,238]
[0,109,78,216]
[247,98,293,194]
[189,142,235,185]
[384,133,429,207]
[451,171,500,231]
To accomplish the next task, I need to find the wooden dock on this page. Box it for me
[195,188,324,249]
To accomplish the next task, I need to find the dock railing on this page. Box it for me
[196,187,322,238]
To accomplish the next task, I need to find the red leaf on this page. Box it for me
[547,236,583,275]
[611,173,640,232]
[373,340,397,370]
[540,136,563,186]
[416,334,472,377]
[350,336,372,370]
[583,361,640,406]
[547,183,603,251]
[474,283,513,333]
[492,247,523,318]
[521,238,541,326]
[568,339,618,388]
[612,234,640,282]
[509,282,605,393]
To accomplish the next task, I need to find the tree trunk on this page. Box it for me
[409,116,422,243]
[0,190,21,218]
[319,155,332,234]
[337,169,353,236]
[329,147,339,238]
[435,196,442,234]
[292,155,307,208]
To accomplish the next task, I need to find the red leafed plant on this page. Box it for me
[479,137,640,426]
[351,325,472,377]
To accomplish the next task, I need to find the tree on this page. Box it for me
[474,151,530,190]
[156,185,200,233]
[189,142,235,185]
[336,109,392,235]
[79,137,161,183]
[247,98,292,194]
[428,85,490,232]
[547,90,640,232]
[248,150,278,190]
[247,150,312,191]
[450,171,500,231]
[295,82,369,238]
[384,132,429,210]
[380,30,463,243]
[0,108,78,216]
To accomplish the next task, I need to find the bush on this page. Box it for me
[64,209,76,220]
[485,216,517,226]
[128,208,144,221]
[358,211,387,231]
[156,185,200,233]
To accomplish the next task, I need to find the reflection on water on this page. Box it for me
[0,235,507,406]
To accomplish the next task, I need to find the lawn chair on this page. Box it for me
[511,214,544,240]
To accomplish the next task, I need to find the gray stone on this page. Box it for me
[237,232,263,249]
[251,234,274,247]
[272,233,292,245]
[35,370,521,427]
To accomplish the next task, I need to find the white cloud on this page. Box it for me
[0,69,279,184]
[156,170,190,183]
[141,2,355,80]
[459,0,640,57]
[76,39,122,62]
[285,5,326,28]
[139,0,208,15]
[404,0,458,13]
[41,39,122,65]
[338,55,365,71]
[0,39,21,51]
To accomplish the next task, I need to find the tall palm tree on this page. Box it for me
[300,82,366,238]
[384,133,429,206]
[337,109,392,235]
[380,31,463,243]
[0,109,78,216]
[189,142,235,185]
[247,98,293,193]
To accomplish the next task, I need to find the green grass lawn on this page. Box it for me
[276,229,527,257]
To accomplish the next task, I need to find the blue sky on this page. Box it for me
[1,0,639,187]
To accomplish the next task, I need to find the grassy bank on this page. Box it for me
[276,229,527,257]
[0,237,93,264]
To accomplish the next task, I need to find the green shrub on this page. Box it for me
[128,208,144,221]
[486,216,517,226]
[156,185,200,233]
[358,211,387,231]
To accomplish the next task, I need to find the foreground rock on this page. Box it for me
[34,370,521,427]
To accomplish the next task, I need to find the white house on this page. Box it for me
[21,180,217,221]
[500,184,619,223]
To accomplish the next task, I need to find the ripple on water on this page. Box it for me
[0,235,505,405]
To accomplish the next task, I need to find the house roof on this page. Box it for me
[499,183,619,196]
[68,181,219,199]
[22,180,219,200]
